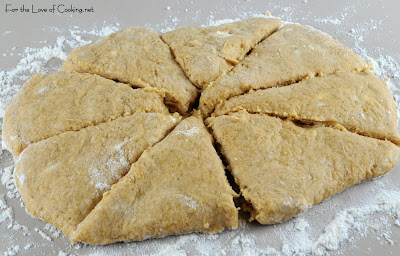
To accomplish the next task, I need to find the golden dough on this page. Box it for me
[71,116,238,244]
[207,111,400,224]
[2,17,399,246]
[63,27,198,113]
[200,24,369,117]
[2,71,168,158]
[14,113,180,238]
[162,17,282,89]
[214,71,400,144]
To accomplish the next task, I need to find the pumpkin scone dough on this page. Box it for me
[14,113,180,239]
[214,71,400,145]
[161,17,282,89]
[62,27,198,113]
[207,111,400,224]
[4,16,400,247]
[200,24,369,117]
[71,116,238,245]
[2,71,169,158]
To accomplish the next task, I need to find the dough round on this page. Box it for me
[3,17,399,245]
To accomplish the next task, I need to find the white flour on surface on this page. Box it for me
[4,245,20,256]
[34,228,52,242]
[1,1,400,255]
[0,24,120,122]
[280,187,400,256]
[0,37,66,120]
[44,223,62,239]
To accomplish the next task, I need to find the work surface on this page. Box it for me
[0,0,400,255]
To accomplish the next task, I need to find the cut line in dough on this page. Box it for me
[213,71,400,145]
[71,116,238,244]
[200,24,369,117]
[2,71,169,158]
[14,112,180,239]
[62,27,198,113]
[207,111,400,224]
[3,16,399,246]
[162,17,282,89]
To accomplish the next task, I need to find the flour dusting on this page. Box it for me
[4,245,20,256]
[179,195,198,210]
[44,223,62,239]
[0,24,120,122]
[0,37,66,119]
[1,1,400,255]
[0,206,13,224]
[34,228,52,242]
[280,187,400,256]
[88,149,130,195]
[173,127,200,137]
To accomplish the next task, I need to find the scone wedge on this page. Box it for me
[14,113,180,239]
[200,24,369,117]
[2,71,169,158]
[214,71,400,145]
[207,111,400,224]
[162,17,282,89]
[72,116,238,244]
[63,27,198,113]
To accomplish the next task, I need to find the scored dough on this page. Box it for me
[200,24,369,117]
[14,112,180,239]
[3,17,400,246]
[62,27,198,113]
[71,116,238,244]
[207,111,400,224]
[214,71,400,145]
[2,71,169,158]
[162,17,282,89]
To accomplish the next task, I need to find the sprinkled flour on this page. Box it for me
[34,228,52,242]
[1,1,400,255]
[173,127,200,137]
[179,195,199,210]
[0,206,13,224]
[4,245,20,256]
[0,24,120,122]
[88,149,130,195]
[44,223,62,239]
[0,194,7,210]
[280,188,400,256]
[0,37,66,120]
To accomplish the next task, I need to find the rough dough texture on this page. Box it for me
[62,27,198,113]
[162,17,282,89]
[200,24,369,117]
[3,17,399,246]
[71,116,238,244]
[2,71,169,158]
[207,111,400,224]
[14,113,180,239]
[214,71,400,145]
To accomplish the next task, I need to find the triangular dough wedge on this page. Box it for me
[214,71,400,145]
[72,116,238,244]
[14,113,180,239]
[207,111,400,224]
[162,17,282,89]
[62,27,198,113]
[2,71,169,158]
[200,24,369,116]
